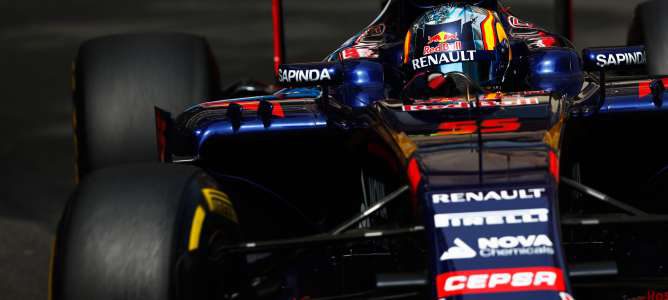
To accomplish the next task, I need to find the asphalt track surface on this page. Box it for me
[0,0,647,299]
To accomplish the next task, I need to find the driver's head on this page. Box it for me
[402,3,511,88]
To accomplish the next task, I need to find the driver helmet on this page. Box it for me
[402,3,511,89]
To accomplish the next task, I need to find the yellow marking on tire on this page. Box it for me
[188,205,206,251]
[201,188,238,223]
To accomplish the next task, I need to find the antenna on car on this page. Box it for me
[555,0,574,41]
[272,0,286,77]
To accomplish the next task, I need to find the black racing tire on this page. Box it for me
[51,164,242,300]
[73,33,220,177]
[628,0,668,75]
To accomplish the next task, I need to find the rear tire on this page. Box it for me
[628,0,668,75]
[52,164,241,300]
[73,33,220,177]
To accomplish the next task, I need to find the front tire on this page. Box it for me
[51,164,240,300]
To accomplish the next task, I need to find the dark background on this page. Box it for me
[0,0,646,299]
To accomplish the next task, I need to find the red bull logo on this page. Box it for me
[424,42,462,55]
[428,31,459,44]
[424,31,462,55]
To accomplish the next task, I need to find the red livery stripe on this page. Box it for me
[407,158,421,211]
[638,78,668,98]
[200,101,285,118]
[436,266,566,297]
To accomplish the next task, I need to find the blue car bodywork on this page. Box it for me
[160,1,668,299]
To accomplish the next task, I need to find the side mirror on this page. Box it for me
[276,62,343,86]
[582,45,646,72]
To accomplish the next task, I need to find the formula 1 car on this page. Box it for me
[50,0,668,299]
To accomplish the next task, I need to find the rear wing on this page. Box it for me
[582,46,646,71]
[578,46,668,112]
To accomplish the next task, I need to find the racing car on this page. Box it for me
[49,0,668,299]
